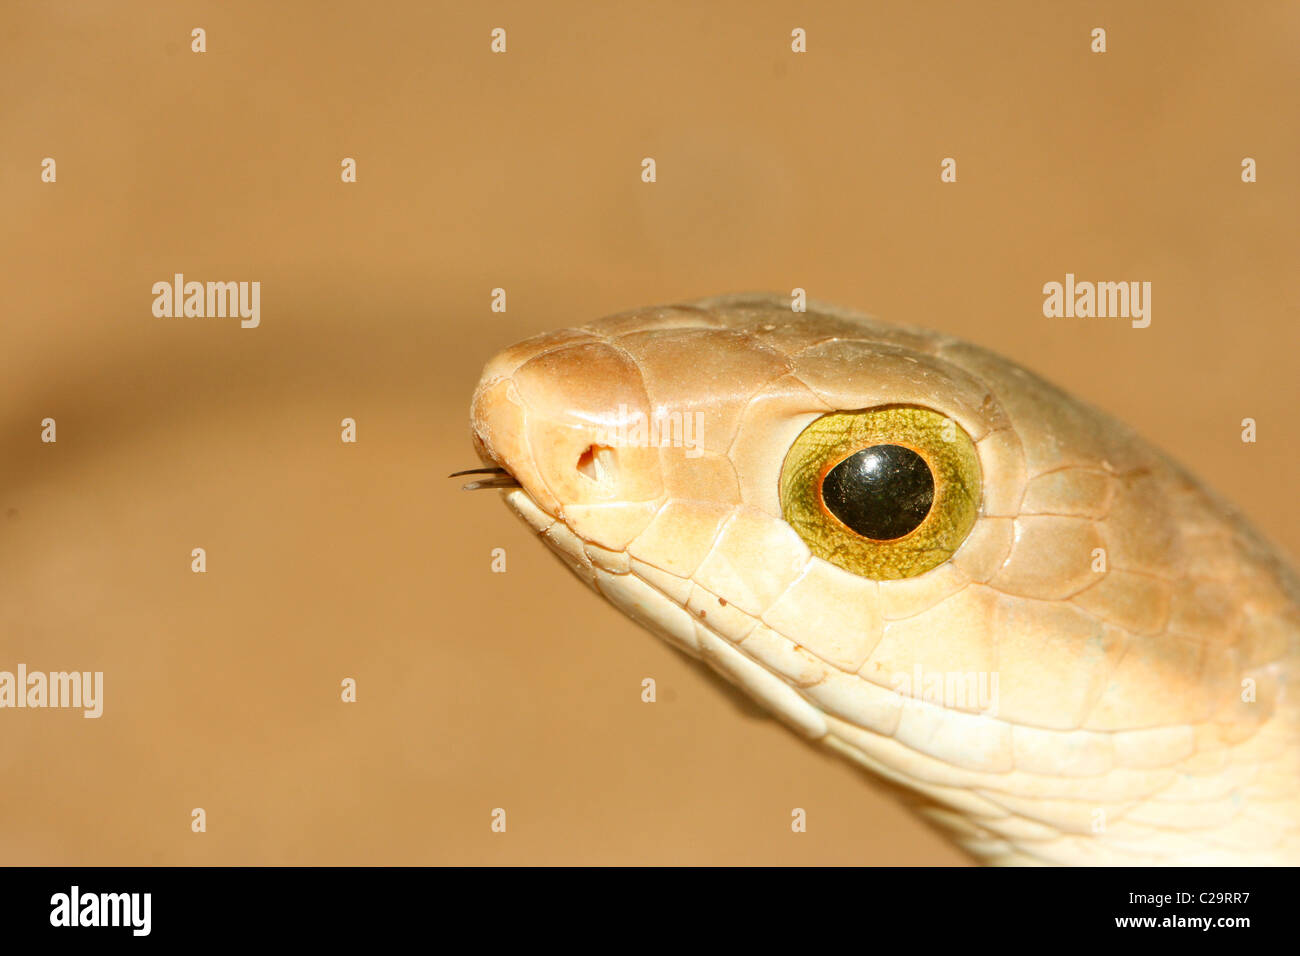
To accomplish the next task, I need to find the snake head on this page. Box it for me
[467,293,1299,865]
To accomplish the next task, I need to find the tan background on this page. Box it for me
[2,1,1296,865]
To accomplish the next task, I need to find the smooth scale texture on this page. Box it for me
[468,293,1300,866]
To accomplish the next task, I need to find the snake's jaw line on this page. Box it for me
[469,293,1300,866]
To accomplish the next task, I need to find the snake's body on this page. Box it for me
[469,294,1300,865]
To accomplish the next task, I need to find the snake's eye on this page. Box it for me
[779,407,981,580]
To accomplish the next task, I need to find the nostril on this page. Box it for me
[577,444,617,484]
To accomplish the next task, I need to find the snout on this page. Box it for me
[470,331,667,549]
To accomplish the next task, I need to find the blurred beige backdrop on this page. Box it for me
[2,1,1297,865]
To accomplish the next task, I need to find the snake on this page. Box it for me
[461,293,1300,865]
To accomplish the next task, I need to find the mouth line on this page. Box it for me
[483,483,1003,769]
[449,465,522,491]
[492,485,847,743]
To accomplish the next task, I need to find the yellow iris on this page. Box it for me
[779,407,982,580]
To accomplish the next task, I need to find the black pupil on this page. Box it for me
[820,445,935,540]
